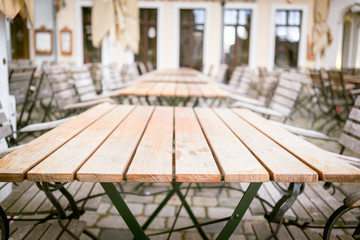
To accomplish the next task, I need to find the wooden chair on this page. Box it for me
[146,61,154,72]
[8,219,86,240]
[96,64,124,92]
[327,70,355,122]
[216,64,228,83]
[42,65,114,121]
[0,103,101,239]
[137,61,147,75]
[272,96,360,167]
[8,66,38,128]
[233,72,302,123]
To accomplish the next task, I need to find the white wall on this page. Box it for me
[324,0,360,69]
[0,13,13,124]
[34,0,56,66]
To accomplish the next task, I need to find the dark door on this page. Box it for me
[136,8,157,70]
[10,15,30,59]
[82,7,101,63]
[179,9,205,71]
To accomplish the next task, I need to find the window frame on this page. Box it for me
[224,3,257,70]
[138,1,164,70]
[274,9,303,68]
[268,4,308,70]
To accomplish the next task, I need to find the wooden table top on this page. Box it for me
[1,104,359,183]
[117,82,229,98]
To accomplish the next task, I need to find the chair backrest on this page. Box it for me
[269,72,302,117]
[310,71,331,106]
[216,64,228,83]
[8,66,37,106]
[327,70,353,113]
[43,65,79,111]
[228,66,243,88]
[238,67,258,95]
[0,103,12,142]
[100,64,123,92]
[339,96,360,154]
[146,61,154,72]
[70,66,98,102]
[137,62,147,75]
[127,63,140,81]
[257,72,279,106]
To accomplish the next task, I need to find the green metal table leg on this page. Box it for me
[173,182,209,240]
[216,182,262,240]
[142,183,180,230]
[101,183,149,240]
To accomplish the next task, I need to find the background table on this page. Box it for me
[1,104,359,239]
[117,69,229,106]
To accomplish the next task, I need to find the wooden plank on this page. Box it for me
[0,124,12,141]
[161,83,176,97]
[214,108,317,182]
[59,219,86,240]
[133,82,155,96]
[342,120,360,139]
[126,107,173,182]
[296,187,327,223]
[6,184,39,214]
[175,107,220,182]
[338,133,360,154]
[194,108,268,182]
[147,83,166,96]
[21,187,48,214]
[52,182,82,212]
[208,84,230,98]
[198,84,217,98]
[73,182,94,210]
[9,223,34,239]
[269,223,293,239]
[116,83,139,96]
[309,183,357,224]
[78,106,154,182]
[263,183,297,220]
[187,84,202,97]
[40,220,70,240]
[175,83,189,98]
[0,104,116,182]
[84,183,105,211]
[27,105,135,182]
[252,222,272,240]
[1,181,32,211]
[24,222,52,240]
[233,108,360,182]
[303,229,322,240]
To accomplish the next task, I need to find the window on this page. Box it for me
[274,10,302,68]
[223,9,252,73]
[82,7,101,64]
[179,9,205,71]
[136,8,157,70]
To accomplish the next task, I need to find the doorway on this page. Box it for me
[10,15,30,59]
[179,9,205,71]
[82,7,101,64]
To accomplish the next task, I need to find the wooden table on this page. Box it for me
[1,104,359,239]
[115,69,229,106]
